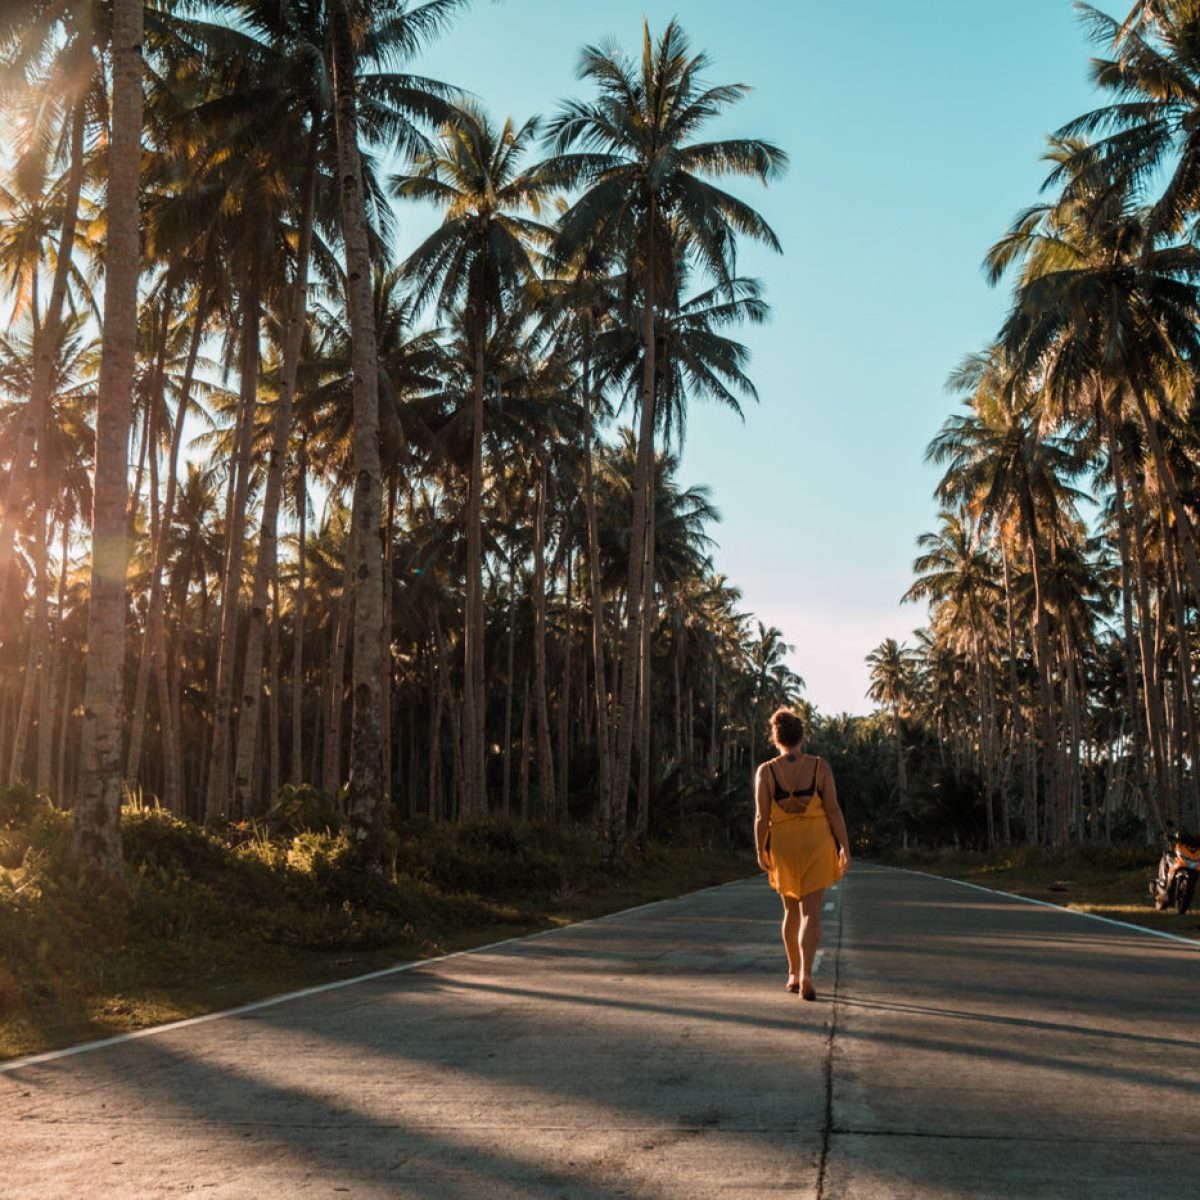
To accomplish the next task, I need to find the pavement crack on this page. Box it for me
[815,892,843,1200]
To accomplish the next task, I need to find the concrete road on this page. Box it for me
[2,865,1197,1199]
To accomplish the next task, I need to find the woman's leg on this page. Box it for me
[798,886,826,985]
[781,894,801,984]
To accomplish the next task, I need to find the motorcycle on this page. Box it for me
[1150,825,1200,915]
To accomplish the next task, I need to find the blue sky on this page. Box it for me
[408,0,1110,714]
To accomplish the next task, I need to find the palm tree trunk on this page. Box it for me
[461,321,487,819]
[709,659,718,774]
[125,301,173,781]
[1124,459,1171,828]
[636,476,656,841]
[290,435,308,785]
[1162,534,1200,825]
[268,567,282,807]
[892,707,908,799]
[56,658,72,807]
[381,477,395,806]
[1104,412,1148,805]
[557,549,572,817]
[532,455,557,819]
[611,271,657,842]
[1156,498,1194,819]
[73,0,143,885]
[998,544,1027,844]
[329,3,387,852]
[204,259,262,823]
[323,531,355,799]
[501,569,517,815]
[581,361,613,823]
[427,639,442,819]
[231,122,320,817]
[673,651,683,766]
[39,520,71,794]
[1018,498,1060,845]
[519,664,532,821]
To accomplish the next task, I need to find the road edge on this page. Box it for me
[0,875,759,1076]
[879,863,1200,949]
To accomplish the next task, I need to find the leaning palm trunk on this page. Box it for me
[73,0,143,883]
[231,126,320,818]
[611,270,658,842]
[331,0,387,856]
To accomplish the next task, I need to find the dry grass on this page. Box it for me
[875,842,1200,941]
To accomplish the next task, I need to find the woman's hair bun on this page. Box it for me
[770,707,805,749]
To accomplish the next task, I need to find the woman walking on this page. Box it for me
[755,707,850,999]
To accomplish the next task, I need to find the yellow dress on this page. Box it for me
[766,758,843,899]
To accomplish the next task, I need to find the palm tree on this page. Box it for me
[395,100,552,817]
[0,0,101,607]
[72,0,143,885]
[866,638,916,805]
[541,18,787,829]
[905,509,1004,844]
[930,349,1085,844]
[1057,4,1200,241]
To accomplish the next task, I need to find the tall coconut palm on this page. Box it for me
[866,637,916,804]
[540,18,787,833]
[931,348,1086,843]
[905,508,1004,843]
[394,100,553,817]
[1057,3,1200,241]
[71,0,143,884]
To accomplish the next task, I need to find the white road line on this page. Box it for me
[0,875,761,1076]
[887,865,1200,949]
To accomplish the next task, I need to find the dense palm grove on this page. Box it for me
[0,0,805,879]
[854,1,1200,850]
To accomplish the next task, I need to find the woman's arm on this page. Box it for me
[817,758,852,871]
[754,765,771,872]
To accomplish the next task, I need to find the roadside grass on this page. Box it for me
[871,841,1200,942]
[0,797,753,1061]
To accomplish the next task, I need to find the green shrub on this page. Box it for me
[264,784,346,835]
[0,782,49,830]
